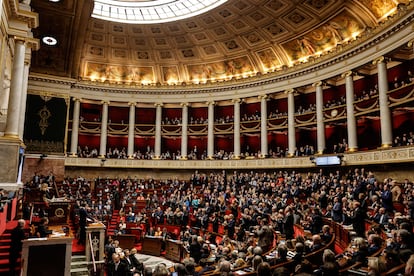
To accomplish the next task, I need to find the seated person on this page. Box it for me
[118,218,127,235]
[309,234,323,252]
[314,249,339,275]
[37,217,52,238]
[269,243,288,265]
[343,237,368,266]
[321,225,333,244]
[367,234,383,255]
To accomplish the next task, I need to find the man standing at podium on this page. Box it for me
[9,219,26,276]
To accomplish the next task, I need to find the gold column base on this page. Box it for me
[316,151,324,155]
[127,155,134,159]
[69,153,78,157]
[206,156,214,160]
[3,134,20,140]
[180,156,188,160]
[98,155,106,159]
[232,155,241,160]
[380,144,392,149]
[152,156,161,160]
[287,152,295,158]
[347,147,358,153]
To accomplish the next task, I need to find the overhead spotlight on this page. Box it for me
[42,36,58,46]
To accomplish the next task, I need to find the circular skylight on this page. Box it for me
[92,0,228,24]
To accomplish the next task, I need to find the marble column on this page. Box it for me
[18,62,30,140]
[99,101,109,158]
[374,56,393,147]
[342,71,358,151]
[233,98,241,159]
[180,103,188,159]
[313,81,326,154]
[5,39,26,139]
[207,101,215,159]
[127,102,136,158]
[69,98,81,156]
[259,95,268,158]
[287,89,296,157]
[154,103,163,159]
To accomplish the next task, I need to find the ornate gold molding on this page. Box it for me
[372,56,385,65]
[312,81,323,87]
[341,71,353,78]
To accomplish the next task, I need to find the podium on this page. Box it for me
[21,236,73,276]
[47,201,71,225]
[86,222,106,263]
[141,236,162,256]
[165,240,185,262]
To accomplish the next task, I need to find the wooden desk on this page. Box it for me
[117,234,136,250]
[165,239,184,262]
[142,236,162,256]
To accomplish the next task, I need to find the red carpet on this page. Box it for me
[72,237,85,254]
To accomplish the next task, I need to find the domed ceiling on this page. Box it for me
[29,0,411,87]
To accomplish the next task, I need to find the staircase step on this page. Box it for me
[71,261,89,269]
[70,267,89,273]
[0,246,10,253]
[71,255,87,261]
[0,234,11,240]
[0,239,11,245]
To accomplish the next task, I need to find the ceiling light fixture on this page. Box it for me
[42,36,58,46]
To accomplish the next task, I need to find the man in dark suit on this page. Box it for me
[37,217,52,238]
[107,253,129,276]
[331,197,342,222]
[283,206,294,240]
[9,219,26,276]
[351,201,366,237]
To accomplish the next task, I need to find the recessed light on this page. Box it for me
[42,36,57,46]
[49,0,61,2]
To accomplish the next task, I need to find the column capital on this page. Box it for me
[101,100,110,105]
[285,89,295,94]
[341,71,354,78]
[154,103,163,107]
[72,97,82,102]
[372,56,385,65]
[312,81,323,87]
[180,102,189,107]
[258,94,268,101]
[408,39,414,47]
[206,101,215,106]
[232,98,241,104]
[12,36,26,44]
[128,102,136,106]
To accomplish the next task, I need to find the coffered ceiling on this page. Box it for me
[29,0,412,87]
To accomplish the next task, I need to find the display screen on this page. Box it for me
[314,156,341,166]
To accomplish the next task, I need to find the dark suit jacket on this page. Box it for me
[107,260,129,276]
[10,226,26,253]
[37,224,52,238]
[351,208,365,236]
